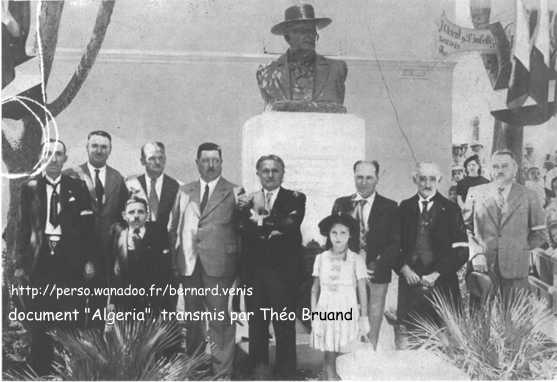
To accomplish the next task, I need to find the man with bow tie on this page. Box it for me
[463,150,547,295]
[15,139,96,375]
[239,154,306,379]
[331,160,399,350]
[395,162,468,334]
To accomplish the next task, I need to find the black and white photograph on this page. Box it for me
[1,0,557,380]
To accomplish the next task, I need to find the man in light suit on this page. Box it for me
[463,150,547,292]
[125,142,182,246]
[15,139,95,374]
[65,130,128,326]
[256,4,347,112]
[176,142,243,378]
[331,160,399,350]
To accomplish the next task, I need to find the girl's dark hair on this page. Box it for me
[463,154,482,176]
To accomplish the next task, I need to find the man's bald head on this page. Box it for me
[140,141,166,178]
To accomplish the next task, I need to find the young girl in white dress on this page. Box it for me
[310,214,369,380]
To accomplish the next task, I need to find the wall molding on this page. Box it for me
[56,48,457,74]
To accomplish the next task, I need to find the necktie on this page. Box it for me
[496,187,505,224]
[94,169,104,205]
[265,191,273,212]
[47,179,60,227]
[132,228,142,250]
[357,199,367,251]
[149,178,159,221]
[200,184,209,213]
[421,200,429,218]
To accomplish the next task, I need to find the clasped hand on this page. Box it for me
[401,265,439,287]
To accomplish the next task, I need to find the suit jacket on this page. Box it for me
[396,192,469,278]
[110,221,171,311]
[125,173,181,230]
[16,174,95,283]
[64,163,128,278]
[240,187,306,282]
[463,182,547,279]
[331,193,400,283]
[256,53,347,106]
[178,177,243,278]
[111,221,171,287]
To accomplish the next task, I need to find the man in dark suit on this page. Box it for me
[109,196,172,314]
[15,139,95,375]
[331,160,399,350]
[65,130,128,326]
[257,4,347,112]
[65,130,128,281]
[125,141,182,248]
[176,142,244,378]
[395,162,469,334]
[239,154,306,379]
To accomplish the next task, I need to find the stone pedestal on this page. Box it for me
[242,112,365,244]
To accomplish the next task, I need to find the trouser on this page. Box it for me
[30,241,82,375]
[366,282,389,349]
[182,263,235,378]
[247,266,297,379]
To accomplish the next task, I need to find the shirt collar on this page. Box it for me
[264,187,280,195]
[200,176,220,189]
[131,226,146,238]
[88,162,106,174]
[418,193,435,203]
[145,172,163,185]
[355,192,376,204]
[44,174,62,185]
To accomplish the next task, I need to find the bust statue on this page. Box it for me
[256,4,348,113]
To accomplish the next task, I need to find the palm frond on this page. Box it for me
[48,318,211,380]
[409,284,557,380]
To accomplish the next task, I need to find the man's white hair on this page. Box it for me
[412,161,443,180]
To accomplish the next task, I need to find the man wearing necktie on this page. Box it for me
[331,160,399,350]
[15,139,95,375]
[463,150,547,294]
[395,162,468,335]
[64,130,128,326]
[177,142,244,379]
[110,197,172,315]
[239,154,306,379]
[125,142,183,256]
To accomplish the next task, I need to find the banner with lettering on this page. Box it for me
[437,12,498,56]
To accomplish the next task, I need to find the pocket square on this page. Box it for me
[80,210,93,216]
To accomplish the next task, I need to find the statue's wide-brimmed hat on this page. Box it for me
[271,4,332,35]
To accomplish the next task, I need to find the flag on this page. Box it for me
[491,0,557,125]
[506,0,532,109]
[1,1,45,121]
[528,0,550,108]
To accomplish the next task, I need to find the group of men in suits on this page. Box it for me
[330,151,548,348]
[14,127,548,379]
[15,133,307,379]
[331,160,469,346]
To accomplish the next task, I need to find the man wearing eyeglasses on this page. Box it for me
[395,162,469,334]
